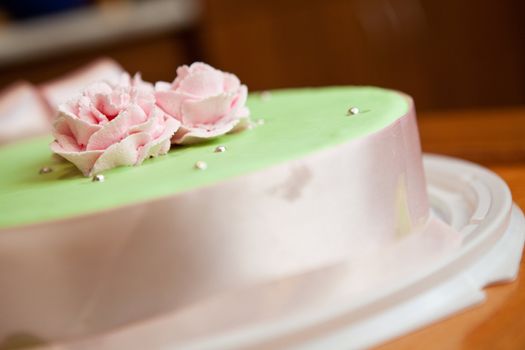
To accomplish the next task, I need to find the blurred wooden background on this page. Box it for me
[0,0,524,112]
[202,0,525,111]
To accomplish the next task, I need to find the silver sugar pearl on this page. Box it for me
[260,91,271,101]
[347,107,360,115]
[256,118,265,125]
[92,174,105,182]
[39,167,53,174]
[214,145,227,153]
[194,161,208,170]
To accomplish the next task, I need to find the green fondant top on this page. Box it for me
[0,87,408,229]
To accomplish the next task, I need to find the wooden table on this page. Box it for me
[379,108,525,350]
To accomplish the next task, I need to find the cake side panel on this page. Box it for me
[0,102,429,343]
[399,100,430,232]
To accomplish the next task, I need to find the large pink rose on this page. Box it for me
[155,62,250,144]
[51,74,180,176]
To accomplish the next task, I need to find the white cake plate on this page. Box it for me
[37,155,525,350]
[293,154,525,349]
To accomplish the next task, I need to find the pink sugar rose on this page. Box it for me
[51,74,180,176]
[155,62,250,144]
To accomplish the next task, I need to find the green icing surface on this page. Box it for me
[0,87,408,229]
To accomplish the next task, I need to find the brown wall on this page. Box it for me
[200,0,525,110]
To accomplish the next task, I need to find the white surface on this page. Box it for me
[0,0,200,66]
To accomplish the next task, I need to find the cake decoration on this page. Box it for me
[347,106,360,115]
[38,166,53,174]
[92,174,105,182]
[194,160,208,170]
[155,62,250,145]
[49,62,252,176]
[214,145,227,153]
[50,74,180,176]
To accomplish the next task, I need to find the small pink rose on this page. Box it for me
[51,74,180,176]
[155,62,250,144]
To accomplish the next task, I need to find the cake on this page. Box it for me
[0,82,50,145]
[0,65,441,345]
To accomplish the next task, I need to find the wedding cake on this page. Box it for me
[0,63,435,345]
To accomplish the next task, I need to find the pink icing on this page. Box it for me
[155,62,250,144]
[51,74,180,176]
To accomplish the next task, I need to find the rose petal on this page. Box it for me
[134,93,155,116]
[93,90,131,119]
[67,95,105,124]
[181,94,235,127]
[129,110,158,135]
[85,81,113,98]
[189,62,216,74]
[91,133,151,175]
[223,73,241,93]
[230,85,249,119]
[172,119,238,145]
[86,104,147,151]
[51,141,103,176]
[155,90,187,120]
[229,115,251,134]
[56,110,101,148]
[137,138,171,163]
[117,73,131,87]
[130,107,179,138]
[155,81,172,92]
[178,70,224,97]
[137,117,179,162]
[237,106,250,118]
[171,65,191,89]
[54,133,82,152]
[130,74,156,114]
